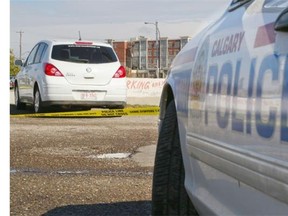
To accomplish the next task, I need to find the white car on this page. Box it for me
[14,40,127,113]
[152,0,288,215]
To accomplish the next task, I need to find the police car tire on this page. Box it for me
[15,85,26,110]
[152,100,198,216]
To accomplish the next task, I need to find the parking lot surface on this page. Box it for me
[10,104,158,215]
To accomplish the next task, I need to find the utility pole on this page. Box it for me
[144,21,161,78]
[78,31,82,41]
[16,30,24,60]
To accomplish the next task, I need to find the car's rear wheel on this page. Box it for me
[152,100,198,216]
[108,105,125,109]
[14,85,25,110]
[33,87,45,113]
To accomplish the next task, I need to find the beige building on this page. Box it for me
[109,36,191,78]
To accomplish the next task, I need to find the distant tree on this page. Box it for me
[10,49,20,76]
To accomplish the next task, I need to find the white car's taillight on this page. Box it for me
[44,63,64,76]
[112,66,126,78]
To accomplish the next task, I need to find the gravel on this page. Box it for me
[10,115,158,216]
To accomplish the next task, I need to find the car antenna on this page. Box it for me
[78,31,82,41]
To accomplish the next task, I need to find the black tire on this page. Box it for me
[14,85,26,110]
[109,105,125,109]
[152,100,198,216]
[33,87,45,113]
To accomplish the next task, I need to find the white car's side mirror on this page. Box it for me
[14,59,23,66]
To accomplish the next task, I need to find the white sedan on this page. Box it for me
[14,40,127,113]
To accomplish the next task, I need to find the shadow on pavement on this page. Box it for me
[42,200,151,216]
[10,104,34,115]
[10,104,80,115]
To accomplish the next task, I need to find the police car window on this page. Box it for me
[229,0,253,11]
[231,0,252,4]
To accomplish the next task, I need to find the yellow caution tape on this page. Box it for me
[10,107,160,118]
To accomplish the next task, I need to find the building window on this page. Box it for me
[174,41,180,48]
[148,42,155,49]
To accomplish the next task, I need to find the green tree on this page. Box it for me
[10,49,20,76]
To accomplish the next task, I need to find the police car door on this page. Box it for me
[187,0,288,214]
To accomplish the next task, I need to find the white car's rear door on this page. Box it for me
[55,61,120,86]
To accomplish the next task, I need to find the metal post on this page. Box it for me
[16,30,24,60]
[155,21,159,78]
[144,21,161,78]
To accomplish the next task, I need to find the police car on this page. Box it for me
[14,40,126,113]
[152,0,288,215]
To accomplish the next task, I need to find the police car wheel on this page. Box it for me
[152,100,198,216]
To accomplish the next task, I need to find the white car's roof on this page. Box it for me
[38,39,112,48]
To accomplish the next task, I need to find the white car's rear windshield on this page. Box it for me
[51,44,118,64]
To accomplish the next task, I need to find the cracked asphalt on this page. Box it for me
[10,103,158,216]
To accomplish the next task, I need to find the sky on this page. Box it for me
[10,0,231,59]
